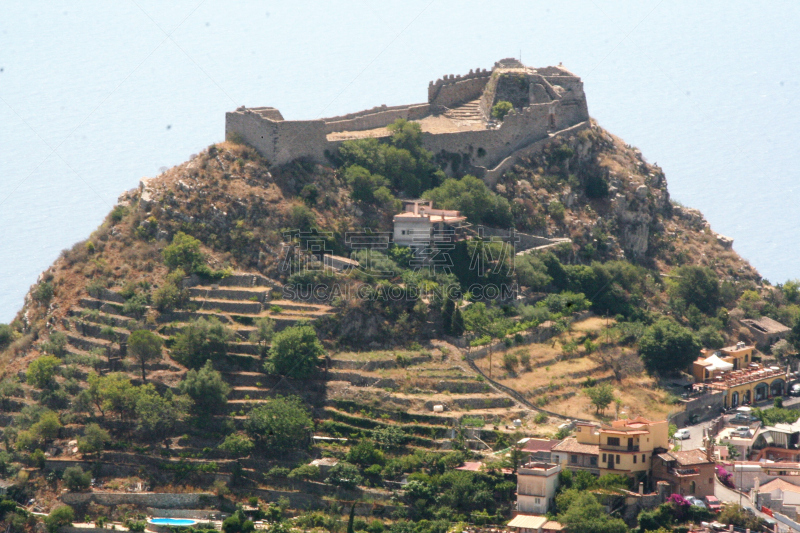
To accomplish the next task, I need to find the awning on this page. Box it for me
[703,354,734,372]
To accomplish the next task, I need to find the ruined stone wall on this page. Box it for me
[323,104,429,134]
[225,111,329,166]
[428,69,491,108]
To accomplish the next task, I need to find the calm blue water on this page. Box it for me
[2,1,800,322]
[149,519,197,526]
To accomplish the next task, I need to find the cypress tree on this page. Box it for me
[442,297,456,335]
[451,307,465,337]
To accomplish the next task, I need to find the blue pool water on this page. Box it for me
[148,519,198,527]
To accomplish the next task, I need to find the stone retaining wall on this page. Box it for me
[61,492,214,509]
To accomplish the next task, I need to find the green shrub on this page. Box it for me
[491,101,513,120]
[63,466,91,491]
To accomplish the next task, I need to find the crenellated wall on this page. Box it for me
[427,68,492,106]
[225,61,590,173]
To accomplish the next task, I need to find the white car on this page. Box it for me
[674,428,691,440]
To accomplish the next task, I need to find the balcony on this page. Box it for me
[668,467,700,477]
[601,445,640,452]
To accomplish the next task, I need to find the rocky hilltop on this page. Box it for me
[0,107,786,530]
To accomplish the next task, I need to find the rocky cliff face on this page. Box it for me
[493,121,757,281]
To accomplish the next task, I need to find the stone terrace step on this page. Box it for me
[190,298,263,315]
[69,308,137,330]
[187,287,271,303]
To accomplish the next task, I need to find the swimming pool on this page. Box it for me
[148,519,198,527]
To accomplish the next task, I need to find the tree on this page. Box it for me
[668,266,721,315]
[127,330,163,382]
[134,385,190,441]
[180,360,231,415]
[267,324,324,379]
[423,175,512,227]
[171,318,233,369]
[218,433,255,458]
[163,232,205,272]
[288,464,320,481]
[557,491,627,533]
[0,323,14,349]
[585,384,615,414]
[639,319,701,375]
[371,425,405,450]
[250,317,275,357]
[222,510,255,533]
[245,396,312,451]
[491,101,513,120]
[26,355,60,389]
[345,165,389,204]
[45,505,74,533]
[442,297,456,335]
[450,307,465,337]
[325,462,363,489]
[63,466,91,491]
[347,440,385,467]
[77,423,111,455]
[99,325,118,368]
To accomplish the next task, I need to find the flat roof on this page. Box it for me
[508,515,548,529]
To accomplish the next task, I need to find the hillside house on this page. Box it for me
[553,417,669,482]
[692,342,755,382]
[741,317,791,348]
[651,449,716,498]
[507,515,563,533]
[516,462,561,514]
[520,438,561,462]
[392,200,467,247]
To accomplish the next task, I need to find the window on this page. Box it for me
[642,454,646,463]
[633,455,637,464]
[607,437,620,446]
[590,457,597,466]
[616,455,620,462]
[535,498,541,504]
[571,455,578,464]
[602,453,607,462]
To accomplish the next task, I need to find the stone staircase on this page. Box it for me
[443,99,484,121]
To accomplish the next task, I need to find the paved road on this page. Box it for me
[674,396,800,451]
[715,479,791,532]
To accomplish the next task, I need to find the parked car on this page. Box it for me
[731,412,757,423]
[790,383,800,396]
[731,426,752,437]
[705,495,722,513]
[674,428,691,440]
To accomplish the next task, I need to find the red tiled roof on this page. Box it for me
[522,438,561,452]
[553,438,599,455]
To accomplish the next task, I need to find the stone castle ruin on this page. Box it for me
[226,58,590,180]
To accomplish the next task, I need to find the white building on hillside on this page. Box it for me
[516,462,561,514]
[392,200,467,247]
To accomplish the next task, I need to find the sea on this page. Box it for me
[2,1,799,323]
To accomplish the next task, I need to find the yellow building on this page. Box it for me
[554,417,669,481]
[704,364,788,408]
[692,342,755,382]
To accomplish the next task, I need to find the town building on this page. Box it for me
[516,462,561,514]
[551,423,600,476]
[751,418,800,462]
[692,342,755,382]
[741,317,791,348]
[754,478,800,520]
[700,363,789,408]
[520,438,561,463]
[392,200,467,247]
[552,417,669,482]
[651,449,716,498]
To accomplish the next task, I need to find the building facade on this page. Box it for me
[516,462,561,514]
[651,449,716,498]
